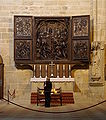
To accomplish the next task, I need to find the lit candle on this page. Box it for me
[54,89,57,94]
[41,91,44,94]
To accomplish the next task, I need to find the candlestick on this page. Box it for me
[63,65,65,70]
[33,65,36,77]
[45,65,47,71]
[40,65,41,70]
[69,64,71,71]
[45,65,47,77]
[69,64,71,77]
[49,61,55,77]
[57,64,59,77]
[39,65,41,77]
[34,65,36,71]
[57,64,59,70]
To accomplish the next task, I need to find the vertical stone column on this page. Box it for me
[88,0,106,102]
[96,0,106,42]
[89,0,106,83]
[95,0,106,83]
[91,0,106,42]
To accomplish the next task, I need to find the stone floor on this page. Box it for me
[0,97,106,120]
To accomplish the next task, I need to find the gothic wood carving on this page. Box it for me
[15,64,33,70]
[34,17,70,63]
[71,40,90,62]
[14,16,33,39]
[15,40,32,60]
[72,15,90,39]
[71,15,90,63]
[14,15,90,66]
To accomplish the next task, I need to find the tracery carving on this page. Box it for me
[72,15,90,38]
[14,16,32,39]
[72,40,89,60]
[15,40,32,60]
[34,17,70,61]
[14,15,90,64]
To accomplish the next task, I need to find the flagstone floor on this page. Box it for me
[0,97,106,120]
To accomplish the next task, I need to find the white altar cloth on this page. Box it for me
[30,76,75,91]
[30,76,74,82]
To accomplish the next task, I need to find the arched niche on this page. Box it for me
[0,55,4,99]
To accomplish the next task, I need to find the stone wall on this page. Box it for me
[0,0,106,104]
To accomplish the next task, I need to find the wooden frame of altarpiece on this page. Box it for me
[14,15,90,66]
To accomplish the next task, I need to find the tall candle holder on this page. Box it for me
[33,65,36,78]
[49,61,55,77]
[69,64,71,78]
[40,65,41,78]
[63,64,65,77]
[45,65,47,78]
[57,64,59,77]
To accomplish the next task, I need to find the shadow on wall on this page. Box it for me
[71,69,81,92]
[74,82,81,92]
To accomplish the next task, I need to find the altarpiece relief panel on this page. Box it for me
[71,40,89,61]
[71,15,90,62]
[15,40,32,60]
[34,17,70,62]
[71,15,90,39]
[14,16,33,63]
[14,16,33,39]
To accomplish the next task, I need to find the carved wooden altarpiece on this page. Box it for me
[34,17,70,63]
[71,15,90,63]
[14,15,90,66]
[14,16,33,63]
